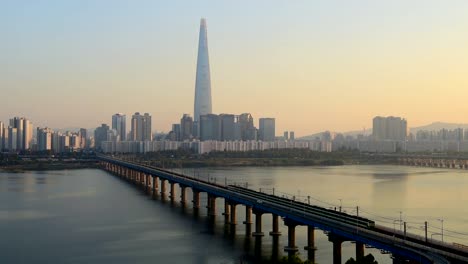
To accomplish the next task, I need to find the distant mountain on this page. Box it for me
[409,122,468,133]
[299,122,468,140]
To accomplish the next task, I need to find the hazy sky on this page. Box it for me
[2,1,468,136]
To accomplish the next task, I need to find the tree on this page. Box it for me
[345,254,378,264]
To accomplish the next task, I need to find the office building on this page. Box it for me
[259,118,275,141]
[94,124,110,150]
[238,113,257,141]
[194,18,213,122]
[199,114,221,141]
[220,114,236,141]
[180,114,194,141]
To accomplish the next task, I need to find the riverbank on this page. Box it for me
[0,161,98,172]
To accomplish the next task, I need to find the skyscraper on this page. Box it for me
[130,112,152,141]
[0,121,4,150]
[194,18,213,122]
[372,116,407,141]
[259,118,275,141]
[180,114,194,141]
[112,113,126,141]
[199,114,221,141]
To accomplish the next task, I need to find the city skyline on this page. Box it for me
[3,1,468,136]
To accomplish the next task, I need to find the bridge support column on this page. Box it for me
[180,185,186,204]
[356,241,364,261]
[243,206,252,225]
[269,214,281,236]
[160,179,167,197]
[252,210,264,237]
[146,174,151,194]
[192,190,200,209]
[230,203,237,225]
[223,200,230,224]
[284,219,299,256]
[169,182,176,202]
[304,225,316,251]
[207,195,216,216]
[328,234,344,264]
[152,176,158,198]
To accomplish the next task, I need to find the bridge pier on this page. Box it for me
[180,185,186,204]
[252,210,264,237]
[207,195,217,216]
[192,189,200,209]
[283,219,299,256]
[146,174,151,194]
[243,206,253,236]
[169,182,176,202]
[230,203,237,225]
[269,214,281,236]
[304,225,316,251]
[152,176,158,198]
[328,234,344,264]
[223,200,230,224]
[160,179,167,197]
[356,241,365,261]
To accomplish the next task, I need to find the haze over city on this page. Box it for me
[3,0,468,136]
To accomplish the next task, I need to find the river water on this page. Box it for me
[1,165,467,263]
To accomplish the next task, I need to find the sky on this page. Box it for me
[2,1,468,136]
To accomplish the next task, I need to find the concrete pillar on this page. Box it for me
[169,182,175,201]
[152,176,158,198]
[207,195,216,216]
[244,206,252,225]
[356,241,364,261]
[269,214,281,236]
[252,210,264,237]
[146,174,151,193]
[304,225,316,251]
[230,203,237,225]
[284,220,299,255]
[160,179,166,196]
[192,190,200,209]
[329,234,344,264]
[223,200,231,224]
[180,186,186,204]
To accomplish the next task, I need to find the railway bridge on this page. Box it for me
[97,154,468,264]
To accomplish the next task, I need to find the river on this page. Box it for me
[1,165,467,263]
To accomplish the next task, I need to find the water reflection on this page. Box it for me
[371,170,408,211]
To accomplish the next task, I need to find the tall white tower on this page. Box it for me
[194,18,212,122]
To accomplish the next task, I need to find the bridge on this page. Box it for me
[96,154,468,264]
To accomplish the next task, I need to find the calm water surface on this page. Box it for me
[1,165,467,264]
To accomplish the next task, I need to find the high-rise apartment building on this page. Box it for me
[290,131,295,141]
[372,116,407,141]
[259,118,275,141]
[112,113,126,141]
[7,117,33,151]
[79,128,87,149]
[180,114,194,141]
[130,112,152,141]
[171,124,181,141]
[194,18,213,122]
[8,127,18,151]
[37,127,53,151]
[0,121,3,150]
